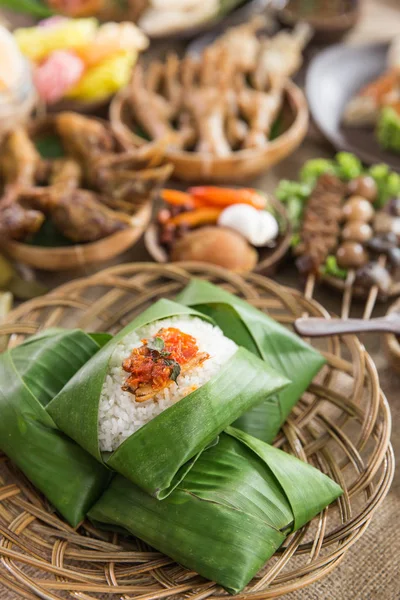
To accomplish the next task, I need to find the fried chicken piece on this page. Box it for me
[184,49,234,156]
[254,22,312,89]
[98,163,173,213]
[164,53,183,114]
[226,117,248,149]
[35,159,53,185]
[55,112,115,163]
[93,141,168,175]
[0,202,44,241]
[237,73,284,148]
[180,54,200,90]
[50,158,82,190]
[128,20,309,157]
[86,142,172,212]
[145,60,164,92]
[21,187,131,243]
[212,16,267,72]
[0,128,40,190]
[129,64,190,149]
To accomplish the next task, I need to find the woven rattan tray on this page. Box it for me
[0,263,393,599]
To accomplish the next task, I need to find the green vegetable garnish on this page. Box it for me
[320,255,348,280]
[286,196,304,229]
[369,162,400,208]
[275,179,312,203]
[164,359,181,383]
[35,134,65,159]
[377,107,400,155]
[290,233,301,248]
[147,337,165,353]
[299,158,336,184]
[335,152,363,180]
[146,335,182,383]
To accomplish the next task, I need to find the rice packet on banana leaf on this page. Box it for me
[89,426,343,594]
[47,299,290,499]
[0,328,112,526]
[176,280,326,442]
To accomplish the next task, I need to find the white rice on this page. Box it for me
[98,316,237,452]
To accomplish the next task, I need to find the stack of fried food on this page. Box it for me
[0,113,172,244]
[123,18,311,157]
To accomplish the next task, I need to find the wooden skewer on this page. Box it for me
[341,269,356,320]
[300,254,389,336]
[363,254,387,320]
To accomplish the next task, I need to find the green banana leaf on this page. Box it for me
[89,426,342,595]
[0,328,112,526]
[218,0,247,16]
[47,299,290,498]
[176,280,326,442]
[0,0,53,16]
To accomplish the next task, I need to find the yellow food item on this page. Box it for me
[14,19,98,62]
[78,22,148,67]
[66,50,136,101]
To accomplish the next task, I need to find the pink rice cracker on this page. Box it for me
[34,50,85,104]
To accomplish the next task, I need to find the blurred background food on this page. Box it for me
[276,152,400,296]
[0,26,36,135]
[13,17,148,105]
[146,186,286,272]
[343,35,400,154]
[111,17,310,182]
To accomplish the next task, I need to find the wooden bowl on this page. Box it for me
[278,0,360,42]
[141,0,263,41]
[110,80,309,184]
[144,194,292,275]
[383,297,400,373]
[1,203,151,271]
[0,115,160,270]
[47,96,110,116]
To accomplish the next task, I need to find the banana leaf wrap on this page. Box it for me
[47,299,290,498]
[176,280,326,442]
[0,328,112,526]
[89,426,342,595]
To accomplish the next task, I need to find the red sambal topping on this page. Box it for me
[122,327,209,402]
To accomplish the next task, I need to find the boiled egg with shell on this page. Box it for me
[218,203,279,247]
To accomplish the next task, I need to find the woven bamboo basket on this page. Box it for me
[0,263,393,599]
[383,297,400,373]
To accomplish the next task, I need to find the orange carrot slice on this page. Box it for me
[359,69,400,103]
[168,207,222,228]
[161,189,195,208]
[189,187,266,210]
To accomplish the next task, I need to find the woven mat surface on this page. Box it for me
[1,1,400,598]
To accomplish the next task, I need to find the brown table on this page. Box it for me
[1,0,400,598]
